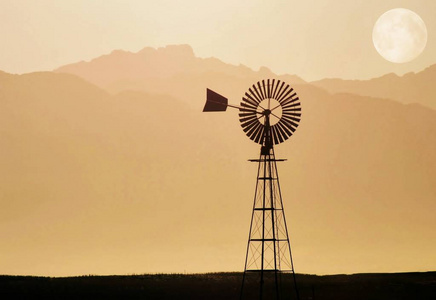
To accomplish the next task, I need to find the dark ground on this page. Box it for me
[1,271,435,300]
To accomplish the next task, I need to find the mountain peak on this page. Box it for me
[160,44,195,57]
[258,66,274,76]
[378,72,399,79]
[138,44,195,58]
[421,64,436,75]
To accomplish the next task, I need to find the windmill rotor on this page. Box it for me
[203,79,302,146]
[239,79,301,145]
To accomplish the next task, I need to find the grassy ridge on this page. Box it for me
[1,272,435,299]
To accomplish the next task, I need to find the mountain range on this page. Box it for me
[311,65,436,110]
[55,44,436,111]
[55,45,305,110]
[1,45,435,276]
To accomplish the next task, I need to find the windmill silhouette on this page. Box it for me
[203,79,301,300]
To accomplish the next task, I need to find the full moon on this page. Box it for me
[372,8,427,63]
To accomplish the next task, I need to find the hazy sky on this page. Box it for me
[1,0,435,81]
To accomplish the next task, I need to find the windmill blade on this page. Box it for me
[281,114,300,127]
[283,107,301,115]
[250,85,263,102]
[248,88,261,103]
[203,88,228,112]
[258,81,265,99]
[281,117,299,132]
[239,104,259,118]
[239,108,258,114]
[278,128,286,144]
[245,92,260,105]
[282,107,302,112]
[242,118,260,132]
[272,80,283,99]
[276,84,289,102]
[271,79,278,99]
[270,79,278,99]
[271,126,281,145]
[245,122,257,138]
[281,94,298,107]
[282,101,300,112]
[246,122,261,140]
[278,88,294,103]
[269,126,277,145]
[282,111,302,118]
[272,124,283,142]
[281,121,296,133]
[240,102,258,111]
[262,80,268,99]
[253,125,264,144]
[242,96,259,109]
[239,112,258,118]
[258,127,265,144]
[282,102,301,110]
[276,125,285,144]
[240,100,257,111]
[276,121,291,140]
[254,81,263,100]
[240,115,258,123]
[282,105,301,115]
[281,113,301,123]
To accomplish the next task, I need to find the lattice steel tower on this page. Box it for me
[203,79,301,300]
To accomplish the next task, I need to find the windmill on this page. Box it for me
[203,79,301,300]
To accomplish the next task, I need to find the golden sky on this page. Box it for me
[0,0,435,81]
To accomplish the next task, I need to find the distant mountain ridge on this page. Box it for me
[55,44,305,83]
[54,44,436,111]
[54,45,305,109]
[311,64,436,110]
